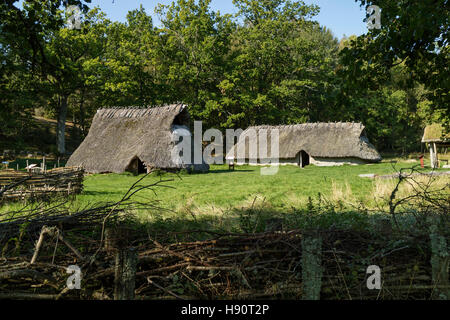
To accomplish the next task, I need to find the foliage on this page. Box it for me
[0,0,448,154]
[340,0,449,128]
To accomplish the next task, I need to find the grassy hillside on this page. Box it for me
[0,116,83,155]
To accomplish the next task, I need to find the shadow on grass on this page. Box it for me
[129,200,388,244]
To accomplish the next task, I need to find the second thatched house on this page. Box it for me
[66,104,209,174]
[226,122,381,167]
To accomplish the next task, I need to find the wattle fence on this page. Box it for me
[0,167,84,202]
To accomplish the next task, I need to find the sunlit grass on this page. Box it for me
[1,162,448,235]
[77,162,447,215]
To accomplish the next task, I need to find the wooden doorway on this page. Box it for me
[297,150,310,168]
[126,157,147,175]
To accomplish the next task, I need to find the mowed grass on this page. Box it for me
[77,161,447,214]
[1,160,448,237]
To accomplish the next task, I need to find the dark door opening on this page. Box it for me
[137,158,147,174]
[126,157,147,175]
[298,150,310,168]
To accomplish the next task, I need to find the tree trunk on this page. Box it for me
[57,94,69,155]
[79,87,87,138]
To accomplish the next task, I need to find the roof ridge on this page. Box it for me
[248,122,363,130]
[96,104,186,119]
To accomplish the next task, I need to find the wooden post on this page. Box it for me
[301,233,323,300]
[434,143,439,168]
[429,144,434,168]
[430,221,449,300]
[57,157,60,168]
[430,143,438,169]
[104,227,114,252]
[114,248,138,300]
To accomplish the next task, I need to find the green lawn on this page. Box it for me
[1,161,448,238]
[78,161,445,213]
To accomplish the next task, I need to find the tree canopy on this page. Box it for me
[0,0,448,154]
[341,0,449,126]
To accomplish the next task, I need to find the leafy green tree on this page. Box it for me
[98,6,159,107]
[0,34,35,149]
[336,56,436,153]
[211,0,338,129]
[0,0,91,75]
[154,0,235,127]
[341,0,449,127]
[0,0,102,154]
[40,7,109,154]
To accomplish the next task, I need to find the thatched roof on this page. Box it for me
[66,104,209,173]
[422,123,450,143]
[226,122,381,162]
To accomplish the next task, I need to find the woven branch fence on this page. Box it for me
[0,172,447,300]
[0,167,84,202]
[0,226,448,300]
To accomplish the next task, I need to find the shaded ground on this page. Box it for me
[0,116,83,155]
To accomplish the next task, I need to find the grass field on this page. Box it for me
[1,160,448,238]
[72,161,447,231]
[78,162,444,206]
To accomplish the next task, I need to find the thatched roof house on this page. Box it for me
[226,122,381,167]
[66,104,209,174]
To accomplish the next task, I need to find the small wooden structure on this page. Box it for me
[422,124,450,169]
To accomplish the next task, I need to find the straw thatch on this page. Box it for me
[422,124,450,143]
[66,105,209,173]
[226,122,381,165]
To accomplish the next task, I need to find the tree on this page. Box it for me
[0,0,91,74]
[341,0,449,128]
[97,6,159,107]
[0,30,35,149]
[0,0,97,154]
[337,36,437,153]
[154,0,235,127]
[211,0,338,129]
[40,7,109,154]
